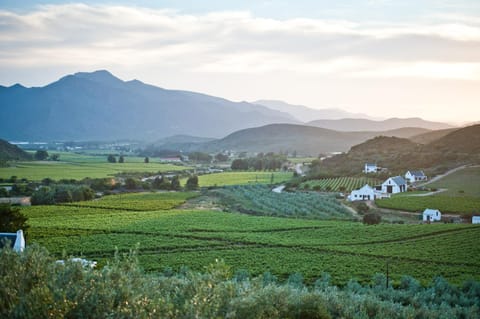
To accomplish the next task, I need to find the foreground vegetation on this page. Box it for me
[2,245,480,319]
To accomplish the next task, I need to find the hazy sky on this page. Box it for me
[1,1,479,124]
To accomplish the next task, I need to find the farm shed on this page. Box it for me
[0,229,25,252]
[423,209,441,222]
[472,216,480,224]
[348,184,375,201]
[382,176,407,194]
[364,163,377,173]
[405,170,427,183]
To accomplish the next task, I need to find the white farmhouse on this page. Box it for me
[0,229,25,252]
[364,163,377,173]
[405,170,427,183]
[348,184,376,201]
[423,209,441,222]
[381,176,407,194]
[472,216,480,224]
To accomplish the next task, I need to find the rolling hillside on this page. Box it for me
[0,70,296,141]
[0,139,32,161]
[316,124,480,176]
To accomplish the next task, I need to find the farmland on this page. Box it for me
[22,192,480,286]
[0,161,188,181]
[301,176,381,192]
[214,185,352,219]
[183,171,293,187]
[426,166,480,197]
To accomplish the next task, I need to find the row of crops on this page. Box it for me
[376,195,480,214]
[215,185,353,219]
[301,177,381,192]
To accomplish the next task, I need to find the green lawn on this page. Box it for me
[23,193,480,285]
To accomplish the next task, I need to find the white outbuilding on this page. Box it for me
[348,184,376,201]
[0,229,25,252]
[405,170,427,183]
[382,176,408,194]
[472,216,480,224]
[423,209,441,222]
[364,163,377,173]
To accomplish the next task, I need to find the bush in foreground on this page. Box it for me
[0,245,479,318]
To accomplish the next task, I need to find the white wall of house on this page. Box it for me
[364,163,377,173]
[348,184,375,201]
[423,209,441,222]
[472,216,480,224]
[405,171,427,183]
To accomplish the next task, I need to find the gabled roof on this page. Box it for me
[389,176,407,186]
[365,163,377,167]
[408,170,425,177]
[423,208,441,214]
[358,184,374,192]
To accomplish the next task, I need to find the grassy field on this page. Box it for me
[22,192,480,286]
[0,161,188,181]
[427,166,480,197]
[182,171,293,187]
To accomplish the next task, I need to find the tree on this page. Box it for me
[215,153,229,162]
[118,155,125,163]
[144,157,149,163]
[0,204,29,234]
[107,155,116,163]
[49,154,60,161]
[231,159,248,170]
[170,175,181,191]
[363,212,382,225]
[125,178,138,190]
[34,150,49,161]
[185,175,199,190]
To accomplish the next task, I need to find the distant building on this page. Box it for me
[348,184,376,201]
[159,157,182,163]
[405,170,427,183]
[472,216,480,224]
[423,209,441,222]
[364,163,378,173]
[0,229,25,252]
[382,176,407,194]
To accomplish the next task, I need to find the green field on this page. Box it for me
[22,192,480,286]
[182,171,293,187]
[301,177,381,192]
[0,161,188,181]
[427,166,480,197]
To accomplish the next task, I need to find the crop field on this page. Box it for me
[63,191,198,211]
[183,171,293,187]
[214,185,352,219]
[301,177,381,192]
[0,161,188,181]
[376,195,480,214]
[22,192,480,286]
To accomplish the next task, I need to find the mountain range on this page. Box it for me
[0,70,455,143]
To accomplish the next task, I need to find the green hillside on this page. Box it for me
[0,139,32,161]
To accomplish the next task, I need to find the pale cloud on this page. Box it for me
[0,3,479,123]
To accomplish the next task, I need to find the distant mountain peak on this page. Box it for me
[73,70,123,85]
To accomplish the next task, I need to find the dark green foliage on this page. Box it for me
[363,212,382,225]
[171,175,181,191]
[118,155,125,163]
[124,177,138,190]
[0,204,29,234]
[0,139,32,161]
[49,153,60,161]
[144,156,149,163]
[1,245,479,318]
[189,152,212,163]
[107,154,116,163]
[215,153,229,162]
[31,185,95,205]
[152,175,171,190]
[185,175,199,190]
[34,150,49,161]
[231,153,287,171]
[354,202,369,214]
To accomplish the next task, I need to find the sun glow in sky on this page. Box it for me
[1,1,479,124]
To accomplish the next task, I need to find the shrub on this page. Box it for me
[363,212,382,225]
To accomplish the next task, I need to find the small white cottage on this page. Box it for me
[472,216,480,224]
[381,176,407,194]
[348,184,376,201]
[423,209,441,222]
[364,163,378,173]
[405,170,427,183]
[0,229,25,252]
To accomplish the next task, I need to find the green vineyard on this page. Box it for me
[301,177,381,192]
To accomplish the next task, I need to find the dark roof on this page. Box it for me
[391,176,407,185]
[0,234,17,249]
[409,170,425,177]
